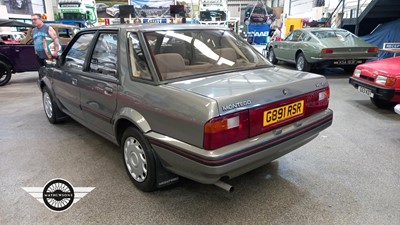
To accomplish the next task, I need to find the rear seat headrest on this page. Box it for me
[214,48,237,62]
[154,53,186,73]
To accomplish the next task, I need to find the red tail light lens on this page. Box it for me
[203,110,249,150]
[304,87,330,120]
[368,47,378,53]
[322,49,334,54]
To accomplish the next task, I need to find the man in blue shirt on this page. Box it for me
[31,13,60,66]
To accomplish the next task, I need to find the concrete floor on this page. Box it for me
[0,69,399,225]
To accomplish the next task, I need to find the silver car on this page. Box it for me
[39,24,333,192]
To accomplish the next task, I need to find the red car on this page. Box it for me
[349,56,400,108]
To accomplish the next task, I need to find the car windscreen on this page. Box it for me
[142,29,272,81]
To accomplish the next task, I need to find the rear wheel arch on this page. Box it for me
[115,119,139,146]
[295,50,303,60]
[114,109,151,145]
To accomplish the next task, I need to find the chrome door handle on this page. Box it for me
[15,49,20,52]
[71,78,77,85]
[104,87,113,95]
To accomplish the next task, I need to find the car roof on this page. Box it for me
[47,23,79,29]
[86,24,230,32]
[297,27,348,32]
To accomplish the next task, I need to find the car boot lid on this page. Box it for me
[165,67,329,115]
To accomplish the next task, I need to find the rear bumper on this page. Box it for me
[147,109,333,184]
[349,77,398,101]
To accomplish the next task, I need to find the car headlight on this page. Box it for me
[354,69,361,77]
[375,75,396,86]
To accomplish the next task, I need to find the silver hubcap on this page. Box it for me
[124,137,147,182]
[269,50,274,62]
[297,56,304,70]
[43,92,53,119]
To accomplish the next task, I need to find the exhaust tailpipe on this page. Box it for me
[214,180,234,192]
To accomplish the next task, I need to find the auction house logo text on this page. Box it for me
[22,178,95,212]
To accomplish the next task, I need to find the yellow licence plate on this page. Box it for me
[263,100,304,127]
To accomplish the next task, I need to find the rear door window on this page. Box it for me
[64,33,95,70]
[89,33,118,77]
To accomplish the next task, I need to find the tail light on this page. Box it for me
[322,49,334,54]
[203,111,249,150]
[305,87,330,116]
[368,47,378,53]
[203,87,330,150]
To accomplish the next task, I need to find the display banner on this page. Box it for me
[130,0,174,18]
[248,24,270,44]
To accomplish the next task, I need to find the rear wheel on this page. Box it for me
[370,97,396,109]
[296,53,311,72]
[122,127,157,192]
[0,61,12,86]
[268,48,278,64]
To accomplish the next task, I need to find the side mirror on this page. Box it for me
[45,57,60,67]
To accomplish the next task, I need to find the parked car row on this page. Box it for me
[266,27,399,112]
[267,28,378,72]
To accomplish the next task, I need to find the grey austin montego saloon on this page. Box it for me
[39,24,333,192]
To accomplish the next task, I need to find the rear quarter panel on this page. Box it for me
[116,78,218,148]
[300,41,324,63]
[114,30,218,148]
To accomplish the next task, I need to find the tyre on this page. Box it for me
[343,65,356,74]
[370,97,396,109]
[115,13,120,18]
[268,48,278,64]
[296,52,311,72]
[42,86,65,124]
[0,61,12,86]
[122,127,157,192]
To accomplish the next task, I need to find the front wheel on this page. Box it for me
[0,61,12,86]
[296,53,311,72]
[122,127,157,192]
[42,87,65,123]
[370,97,396,109]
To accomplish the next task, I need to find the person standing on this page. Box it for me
[271,26,281,42]
[31,13,60,67]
